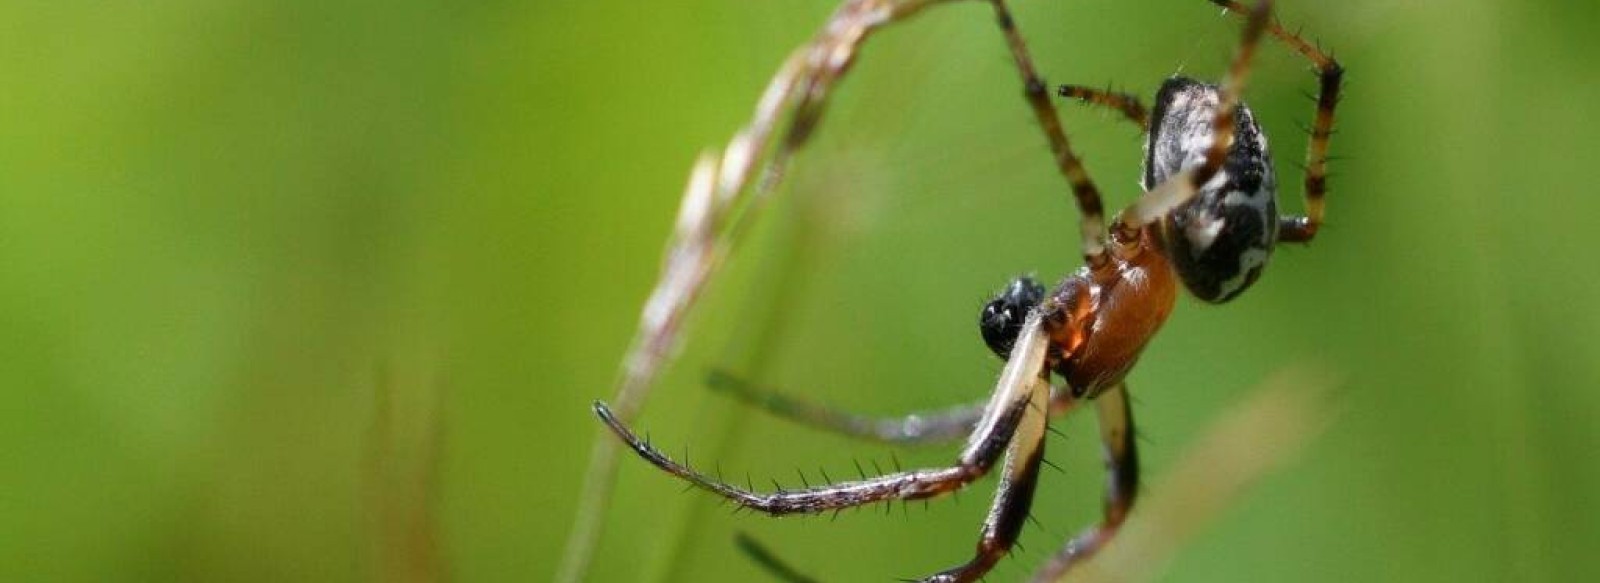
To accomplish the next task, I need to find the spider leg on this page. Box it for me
[921,363,1050,583]
[707,369,1081,445]
[1114,0,1272,235]
[1208,1,1344,243]
[1055,85,1151,131]
[594,312,1055,516]
[985,0,1110,265]
[1027,382,1139,583]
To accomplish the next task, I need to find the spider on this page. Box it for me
[592,0,1343,580]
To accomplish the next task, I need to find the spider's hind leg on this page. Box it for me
[1210,0,1345,243]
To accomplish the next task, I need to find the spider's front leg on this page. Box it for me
[1209,0,1344,243]
[593,312,1055,516]
[590,399,1021,514]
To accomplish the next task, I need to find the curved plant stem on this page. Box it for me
[556,0,1116,578]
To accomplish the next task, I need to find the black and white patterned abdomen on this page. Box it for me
[1143,77,1278,303]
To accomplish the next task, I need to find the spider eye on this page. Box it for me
[979,277,1046,359]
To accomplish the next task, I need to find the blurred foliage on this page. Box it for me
[1,0,1597,582]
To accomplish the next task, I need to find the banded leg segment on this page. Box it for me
[986,0,1109,263]
[708,369,1081,445]
[1210,0,1344,243]
[1027,382,1140,583]
[1056,85,1151,131]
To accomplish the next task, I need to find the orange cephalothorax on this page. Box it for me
[980,227,1179,399]
[1035,227,1179,397]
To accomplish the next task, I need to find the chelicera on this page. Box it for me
[594,0,1343,580]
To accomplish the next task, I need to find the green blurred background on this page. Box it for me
[2,0,1597,581]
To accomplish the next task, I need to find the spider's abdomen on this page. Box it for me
[1144,77,1278,303]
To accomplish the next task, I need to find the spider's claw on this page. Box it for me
[593,400,651,453]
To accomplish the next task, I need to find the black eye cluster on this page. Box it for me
[979,277,1046,359]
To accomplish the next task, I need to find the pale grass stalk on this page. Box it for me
[554,2,970,581]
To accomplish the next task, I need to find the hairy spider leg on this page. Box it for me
[1209,0,1344,243]
[707,369,1081,445]
[595,314,1054,583]
[1055,85,1152,130]
[592,400,1019,513]
[1026,382,1139,582]
[593,312,1051,519]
